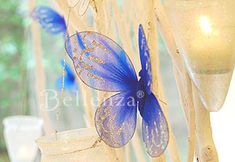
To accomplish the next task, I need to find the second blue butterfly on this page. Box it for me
[65,25,169,157]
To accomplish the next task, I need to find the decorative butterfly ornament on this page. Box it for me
[32,6,77,91]
[65,25,169,157]
[32,6,74,59]
[31,6,66,35]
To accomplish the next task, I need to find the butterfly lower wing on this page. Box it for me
[56,61,77,91]
[141,93,169,157]
[95,91,137,147]
[56,76,77,90]
[65,32,138,92]
[62,60,76,81]
[138,24,152,94]
[32,6,66,34]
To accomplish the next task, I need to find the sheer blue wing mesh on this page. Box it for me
[62,60,75,81]
[32,6,66,34]
[64,33,73,58]
[138,24,152,94]
[141,93,169,157]
[95,91,137,147]
[65,32,138,92]
[56,76,77,90]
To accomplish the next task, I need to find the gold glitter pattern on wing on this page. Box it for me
[95,92,137,147]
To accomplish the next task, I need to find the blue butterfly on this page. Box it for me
[32,6,74,59]
[65,25,169,157]
[56,60,78,91]
[31,6,66,35]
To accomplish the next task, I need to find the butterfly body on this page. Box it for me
[65,25,169,157]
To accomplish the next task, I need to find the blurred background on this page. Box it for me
[0,0,69,161]
[0,0,234,162]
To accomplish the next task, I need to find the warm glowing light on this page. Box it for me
[200,16,212,34]
[165,0,235,112]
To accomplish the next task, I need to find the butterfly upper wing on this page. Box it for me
[138,24,152,95]
[140,93,169,157]
[65,32,138,92]
[65,33,73,58]
[95,91,137,147]
[32,6,66,34]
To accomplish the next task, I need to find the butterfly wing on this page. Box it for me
[63,60,76,81]
[65,32,138,92]
[65,33,73,58]
[95,91,137,147]
[56,76,77,90]
[32,6,66,34]
[138,24,152,95]
[140,93,169,157]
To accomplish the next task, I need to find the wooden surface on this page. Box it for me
[154,0,219,161]
[30,0,53,134]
